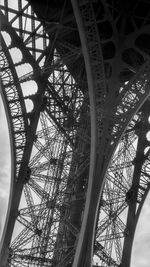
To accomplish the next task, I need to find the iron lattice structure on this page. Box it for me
[1,1,150,266]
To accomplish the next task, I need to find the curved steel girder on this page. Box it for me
[94,103,150,266]
[0,37,27,169]
[0,41,28,267]
[120,106,150,266]
[0,6,85,266]
[71,1,150,266]
[0,1,150,266]
[120,185,150,267]
[0,11,47,266]
[71,1,106,266]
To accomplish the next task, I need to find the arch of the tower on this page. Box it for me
[1,1,150,267]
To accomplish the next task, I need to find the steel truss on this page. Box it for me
[72,1,150,266]
[95,101,150,266]
[0,2,88,266]
[1,1,150,267]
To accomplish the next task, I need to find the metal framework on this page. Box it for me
[1,0,150,266]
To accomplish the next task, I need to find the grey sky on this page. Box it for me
[0,97,10,238]
[131,194,150,267]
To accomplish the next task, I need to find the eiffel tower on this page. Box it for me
[0,1,150,266]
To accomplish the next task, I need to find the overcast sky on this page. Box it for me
[0,96,11,238]
[0,95,150,265]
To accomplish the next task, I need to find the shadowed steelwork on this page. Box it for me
[0,1,150,266]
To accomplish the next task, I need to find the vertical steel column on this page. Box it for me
[121,104,150,267]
